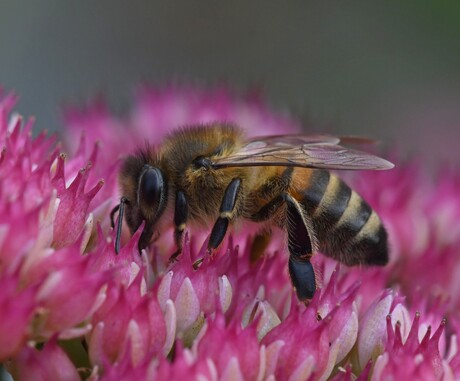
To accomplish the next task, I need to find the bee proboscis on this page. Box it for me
[112,124,393,301]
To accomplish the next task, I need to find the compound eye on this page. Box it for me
[138,166,165,217]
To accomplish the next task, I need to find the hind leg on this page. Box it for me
[251,193,316,301]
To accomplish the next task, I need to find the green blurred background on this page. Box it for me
[1,1,460,165]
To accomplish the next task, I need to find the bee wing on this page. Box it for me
[245,134,342,146]
[213,136,394,170]
[245,134,381,147]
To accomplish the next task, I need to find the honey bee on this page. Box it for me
[112,124,393,301]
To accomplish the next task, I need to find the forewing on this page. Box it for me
[246,134,342,146]
[213,136,394,170]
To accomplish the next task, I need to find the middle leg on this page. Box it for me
[193,178,242,269]
[207,178,242,251]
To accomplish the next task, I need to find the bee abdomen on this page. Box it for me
[298,171,388,266]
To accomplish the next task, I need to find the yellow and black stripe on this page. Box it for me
[294,169,388,266]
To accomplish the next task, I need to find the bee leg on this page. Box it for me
[284,194,316,301]
[169,190,188,263]
[207,178,242,251]
[250,194,290,263]
[251,193,316,300]
[110,197,128,254]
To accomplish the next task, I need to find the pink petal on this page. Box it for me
[163,300,177,356]
[358,291,393,368]
[220,357,244,381]
[175,277,201,332]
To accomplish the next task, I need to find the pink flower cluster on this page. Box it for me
[1,86,460,380]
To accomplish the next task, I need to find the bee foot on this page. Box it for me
[168,251,181,265]
[192,257,203,269]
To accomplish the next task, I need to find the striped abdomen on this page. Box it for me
[292,169,388,266]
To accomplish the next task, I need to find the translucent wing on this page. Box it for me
[245,134,342,146]
[212,135,394,170]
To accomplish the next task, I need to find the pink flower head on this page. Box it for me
[2,85,460,381]
[0,91,109,353]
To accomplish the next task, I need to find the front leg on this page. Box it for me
[110,197,128,254]
[169,190,188,263]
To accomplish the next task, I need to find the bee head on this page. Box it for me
[114,152,169,253]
